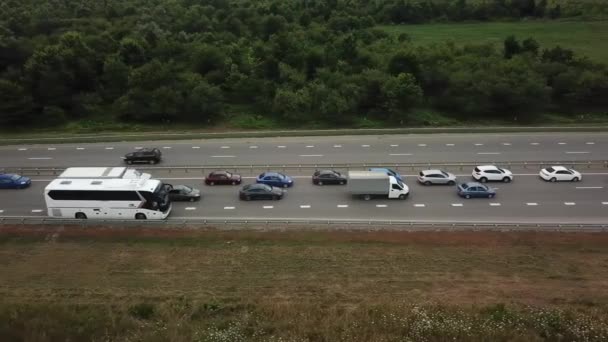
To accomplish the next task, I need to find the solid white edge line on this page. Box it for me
[300,205,311,208]
[223,206,235,210]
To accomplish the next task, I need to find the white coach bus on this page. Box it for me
[58,167,151,180]
[44,178,171,220]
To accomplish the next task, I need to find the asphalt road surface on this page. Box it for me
[0,132,607,167]
[0,133,606,224]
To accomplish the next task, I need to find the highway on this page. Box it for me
[0,132,607,224]
[0,132,607,167]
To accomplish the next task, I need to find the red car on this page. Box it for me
[205,171,242,185]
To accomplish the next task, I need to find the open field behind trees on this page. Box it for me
[1,227,608,341]
[1,0,608,132]
[380,20,608,62]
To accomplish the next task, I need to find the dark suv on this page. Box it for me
[123,148,162,164]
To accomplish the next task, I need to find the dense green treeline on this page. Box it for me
[0,0,607,129]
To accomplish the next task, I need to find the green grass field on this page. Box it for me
[379,20,608,62]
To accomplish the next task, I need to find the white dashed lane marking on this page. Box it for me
[263,206,274,209]
[361,144,370,147]
[477,152,501,155]
[526,203,538,206]
[566,151,590,154]
[134,147,143,149]
[489,203,501,206]
[446,143,455,146]
[414,204,426,207]
[586,142,595,145]
[530,142,540,145]
[603,202,608,205]
[305,145,314,148]
[105,147,114,150]
[337,205,349,208]
[389,153,413,156]
[502,143,511,146]
[299,154,323,157]
[31,209,43,213]
[27,157,52,160]
[249,146,258,149]
[211,155,235,158]
[333,144,342,148]
[76,147,85,150]
[18,148,27,151]
[300,205,311,208]
[277,145,286,148]
[576,186,603,189]
[163,146,172,149]
[451,203,463,207]
[564,202,576,206]
[376,204,387,208]
[220,146,230,149]
[185,207,196,210]
[474,143,483,146]
[192,146,200,149]
[558,142,567,145]
[418,144,427,147]
[0,210,4,214]
[223,206,235,210]
[47,147,56,150]
[390,144,399,147]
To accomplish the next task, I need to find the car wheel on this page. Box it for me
[488,194,494,199]
[398,194,406,200]
[363,194,371,201]
[135,213,146,220]
[424,181,432,186]
[502,177,511,183]
[480,177,487,183]
[550,177,557,182]
[572,177,579,182]
[318,181,323,186]
[447,181,455,186]
[465,194,471,199]
[75,212,87,219]
[209,181,215,186]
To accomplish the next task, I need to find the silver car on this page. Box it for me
[418,169,457,185]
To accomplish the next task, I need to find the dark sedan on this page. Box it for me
[457,182,496,199]
[312,170,347,185]
[165,184,201,202]
[239,183,284,201]
[205,171,242,185]
[0,173,31,189]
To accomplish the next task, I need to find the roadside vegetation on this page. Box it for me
[1,227,608,341]
[1,0,607,133]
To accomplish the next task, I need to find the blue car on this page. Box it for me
[369,168,403,182]
[256,172,294,188]
[457,182,496,199]
[0,173,32,189]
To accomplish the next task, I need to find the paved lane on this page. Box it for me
[2,174,606,224]
[1,133,607,167]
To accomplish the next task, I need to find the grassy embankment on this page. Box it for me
[1,227,607,341]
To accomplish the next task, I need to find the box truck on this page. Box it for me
[347,171,409,200]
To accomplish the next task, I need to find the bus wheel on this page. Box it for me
[135,213,147,220]
[75,212,87,219]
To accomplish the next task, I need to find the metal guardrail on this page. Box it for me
[0,217,606,232]
[2,160,607,176]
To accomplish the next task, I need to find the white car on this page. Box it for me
[472,165,513,183]
[539,166,582,182]
[418,169,457,185]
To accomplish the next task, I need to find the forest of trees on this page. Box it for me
[0,0,607,128]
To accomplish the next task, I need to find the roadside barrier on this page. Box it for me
[0,217,606,232]
[2,160,607,176]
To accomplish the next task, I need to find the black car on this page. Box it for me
[239,183,284,201]
[166,184,201,202]
[123,148,162,164]
[312,169,347,185]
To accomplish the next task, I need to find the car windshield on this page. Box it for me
[441,171,449,177]
[276,174,285,179]
[546,167,555,173]
[259,184,272,191]
[397,180,405,188]
[461,184,469,189]
[498,168,505,173]
[225,172,232,178]
[175,185,192,193]
[10,174,21,181]
[474,167,480,172]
